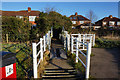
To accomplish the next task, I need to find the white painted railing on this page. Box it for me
[59,31,95,79]
[59,31,70,51]
[32,30,52,78]
[71,34,95,46]
[74,37,91,79]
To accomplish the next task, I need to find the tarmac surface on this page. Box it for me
[91,48,120,79]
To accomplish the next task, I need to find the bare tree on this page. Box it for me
[43,6,56,13]
[86,10,98,32]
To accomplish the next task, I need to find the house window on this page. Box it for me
[103,22,107,25]
[70,17,72,19]
[29,16,36,21]
[80,21,84,24]
[117,22,120,25]
[73,17,76,19]
[109,21,115,25]
[72,21,76,24]
[16,16,23,19]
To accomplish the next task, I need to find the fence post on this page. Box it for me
[93,34,95,46]
[32,43,37,78]
[83,35,85,50]
[76,38,78,63]
[43,36,46,51]
[40,38,43,60]
[90,36,92,47]
[79,34,81,47]
[86,43,91,79]
[71,36,73,54]
[68,34,70,51]
[48,31,51,51]
[6,34,8,43]
[64,33,66,49]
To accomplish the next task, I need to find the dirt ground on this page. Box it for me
[90,48,120,79]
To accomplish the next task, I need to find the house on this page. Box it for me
[76,23,101,30]
[69,12,91,28]
[1,7,40,26]
[95,15,120,29]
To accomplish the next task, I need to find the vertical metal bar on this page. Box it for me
[43,36,46,51]
[93,34,95,46]
[48,31,51,51]
[86,43,91,79]
[90,36,92,47]
[32,43,37,78]
[68,34,70,50]
[76,38,78,63]
[71,36,73,54]
[40,38,43,60]
[83,35,85,50]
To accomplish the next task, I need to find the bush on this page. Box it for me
[94,38,120,48]
[2,16,31,42]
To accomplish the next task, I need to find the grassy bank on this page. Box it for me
[94,38,120,48]
[2,43,33,78]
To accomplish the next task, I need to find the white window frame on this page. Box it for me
[109,21,115,25]
[29,16,36,21]
[72,21,76,24]
[103,22,107,25]
[80,21,84,24]
[16,16,23,19]
[117,22,120,25]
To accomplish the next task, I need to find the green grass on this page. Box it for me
[2,43,33,78]
[91,52,95,57]
[67,50,85,78]
[94,38,120,48]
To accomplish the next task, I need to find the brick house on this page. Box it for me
[79,23,101,30]
[69,12,91,28]
[95,15,120,29]
[1,7,40,26]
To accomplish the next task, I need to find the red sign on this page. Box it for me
[0,63,16,80]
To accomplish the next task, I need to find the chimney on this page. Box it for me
[75,12,78,16]
[109,15,113,18]
[28,7,31,12]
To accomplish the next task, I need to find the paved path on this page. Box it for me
[90,48,120,79]
[46,38,73,69]
[42,38,80,80]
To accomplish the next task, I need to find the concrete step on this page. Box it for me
[44,72,71,75]
[42,74,76,78]
[42,78,77,80]
[42,68,81,80]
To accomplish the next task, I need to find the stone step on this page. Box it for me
[42,68,80,80]
[44,72,71,75]
[42,78,77,80]
[44,69,76,73]
[42,74,76,78]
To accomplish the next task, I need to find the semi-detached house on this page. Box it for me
[69,12,91,28]
[95,15,120,29]
[1,7,40,26]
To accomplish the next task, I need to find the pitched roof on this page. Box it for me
[95,15,120,24]
[1,10,40,16]
[103,17,120,21]
[69,14,90,21]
